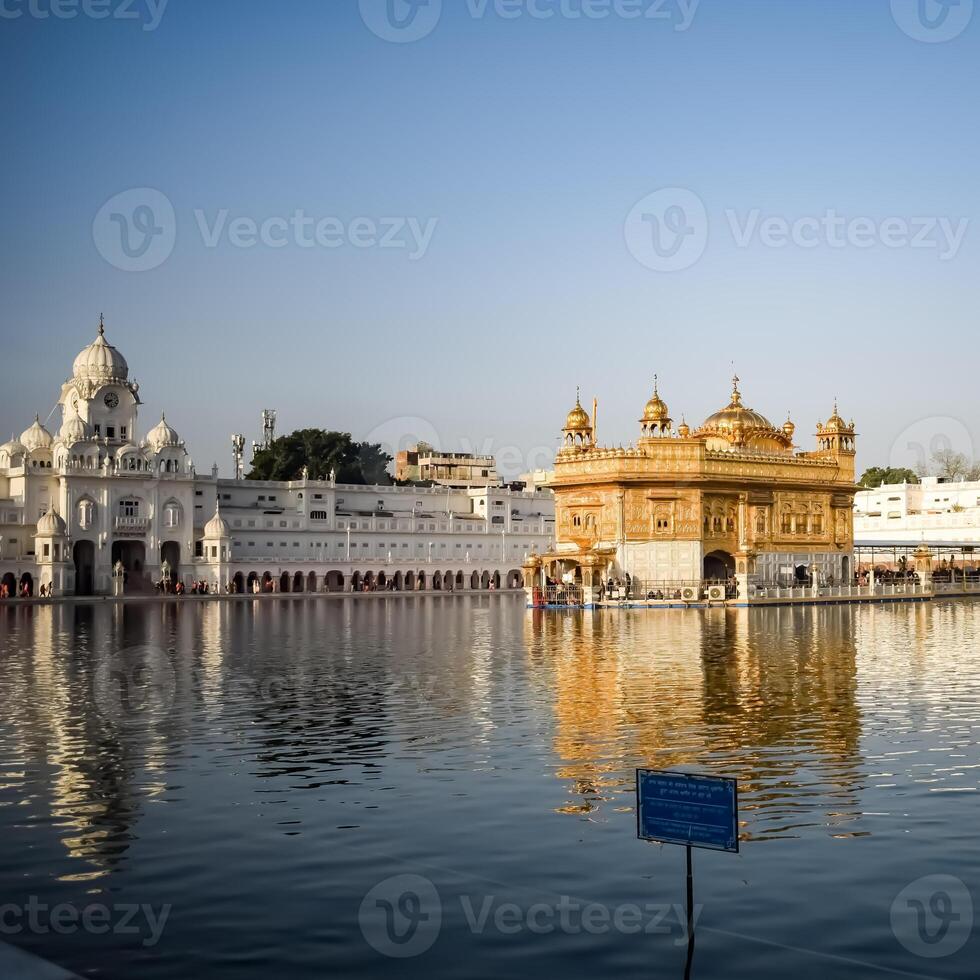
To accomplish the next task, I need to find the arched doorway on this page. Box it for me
[492,571,501,589]
[455,571,464,590]
[262,571,273,592]
[703,551,735,582]
[280,572,291,593]
[507,569,523,589]
[404,570,415,591]
[111,541,147,593]
[393,571,404,591]
[471,570,480,590]
[364,571,376,591]
[351,571,362,592]
[1,572,16,597]
[325,571,344,593]
[293,571,304,593]
[481,571,491,590]
[307,571,318,593]
[233,572,246,594]
[160,541,180,587]
[432,571,442,591]
[19,572,34,597]
[416,571,426,591]
[841,556,850,584]
[73,540,95,596]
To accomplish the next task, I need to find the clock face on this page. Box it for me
[104,392,119,409]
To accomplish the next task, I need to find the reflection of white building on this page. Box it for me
[854,478,980,545]
[0,322,554,596]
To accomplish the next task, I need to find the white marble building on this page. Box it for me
[854,477,980,546]
[0,322,555,596]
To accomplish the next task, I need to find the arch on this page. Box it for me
[280,572,291,593]
[325,570,345,593]
[416,571,426,591]
[703,550,735,582]
[471,570,480,590]
[293,571,305,593]
[233,571,246,594]
[72,540,96,596]
[262,571,273,592]
[111,540,147,593]
[393,571,404,591]
[1,571,16,597]
[351,571,362,592]
[455,570,464,590]
[481,570,491,590]
[377,571,387,590]
[432,571,442,591]
[18,572,33,597]
[307,571,318,593]
[841,555,850,584]
[507,569,524,589]
[160,540,180,585]
[364,571,376,592]
[404,570,415,591]
[247,571,260,593]
[492,571,501,589]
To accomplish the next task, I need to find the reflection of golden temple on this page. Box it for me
[525,606,864,839]
[525,375,858,600]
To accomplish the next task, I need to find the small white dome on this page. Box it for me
[59,415,91,445]
[72,319,129,382]
[37,506,67,536]
[146,413,181,451]
[204,503,231,539]
[1,435,28,458]
[20,415,54,452]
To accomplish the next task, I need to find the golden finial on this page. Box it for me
[653,373,659,396]
[730,369,742,406]
[98,313,105,336]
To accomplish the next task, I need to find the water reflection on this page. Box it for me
[526,606,863,839]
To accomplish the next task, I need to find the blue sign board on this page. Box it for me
[636,769,739,853]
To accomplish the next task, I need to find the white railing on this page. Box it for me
[115,516,149,532]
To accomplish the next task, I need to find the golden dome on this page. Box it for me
[641,377,670,422]
[696,376,791,451]
[564,390,591,431]
[824,401,847,430]
[677,417,690,437]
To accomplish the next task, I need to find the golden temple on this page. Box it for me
[524,375,859,604]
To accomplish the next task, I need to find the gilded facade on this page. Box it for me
[525,377,858,600]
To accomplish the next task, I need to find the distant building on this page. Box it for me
[854,477,980,546]
[517,469,554,492]
[395,443,499,488]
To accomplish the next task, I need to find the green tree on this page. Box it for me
[858,466,920,488]
[247,429,392,484]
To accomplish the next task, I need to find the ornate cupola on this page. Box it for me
[815,401,857,455]
[639,376,672,439]
[782,414,796,444]
[560,389,594,452]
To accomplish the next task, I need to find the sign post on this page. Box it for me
[636,769,739,979]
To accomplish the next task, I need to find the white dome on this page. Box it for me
[72,320,129,382]
[1,435,28,458]
[204,504,231,539]
[21,415,54,451]
[59,415,91,445]
[146,413,181,451]
[37,506,67,536]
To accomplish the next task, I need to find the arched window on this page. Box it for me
[77,498,96,530]
[163,501,182,528]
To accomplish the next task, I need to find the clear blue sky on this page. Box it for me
[1,0,977,477]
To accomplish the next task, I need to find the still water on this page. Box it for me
[0,597,978,979]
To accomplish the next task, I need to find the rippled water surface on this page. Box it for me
[1,597,979,979]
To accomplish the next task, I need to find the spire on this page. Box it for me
[731,371,742,407]
[653,373,659,396]
[575,385,581,406]
[98,313,105,337]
